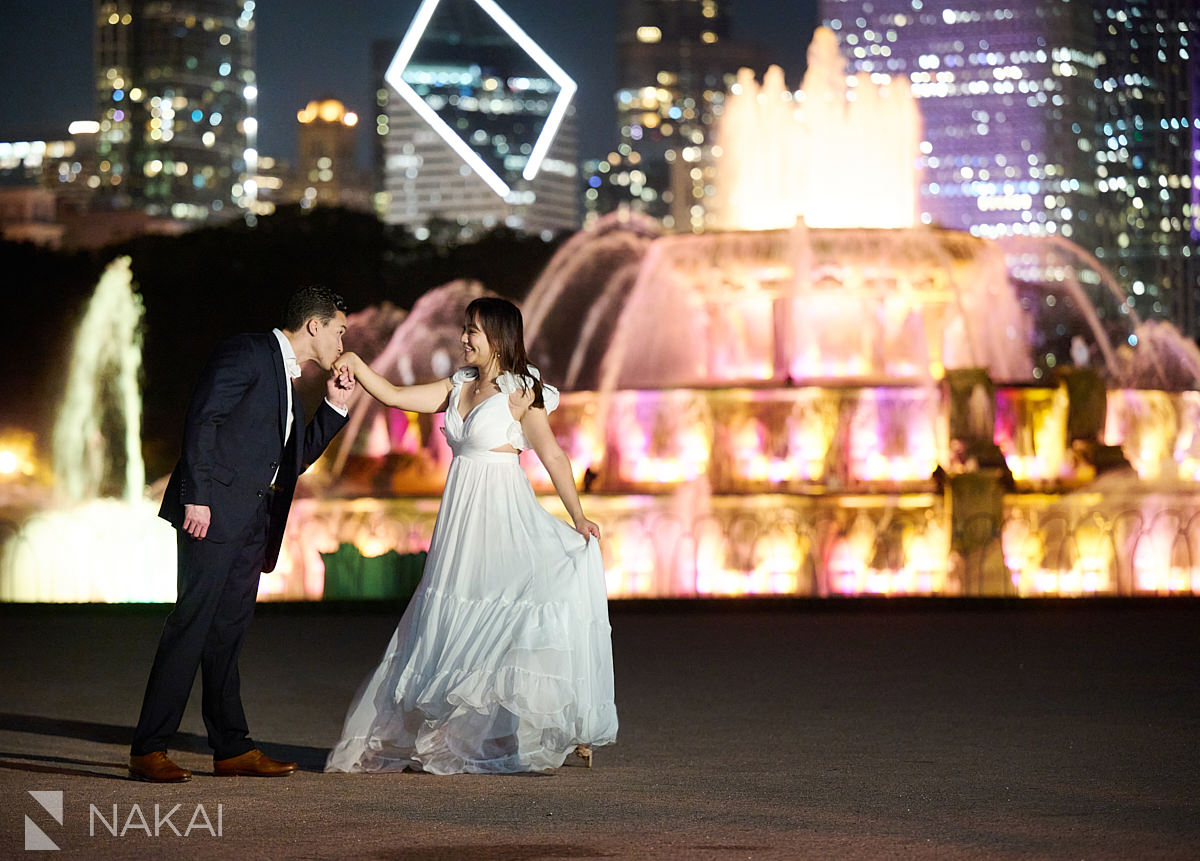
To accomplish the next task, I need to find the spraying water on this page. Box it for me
[53,256,146,502]
[710,27,922,231]
[0,256,175,602]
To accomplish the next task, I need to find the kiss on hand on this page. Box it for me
[327,363,357,408]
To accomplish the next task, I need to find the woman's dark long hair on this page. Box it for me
[465,297,544,408]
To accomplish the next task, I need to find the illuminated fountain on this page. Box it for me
[0,257,176,602]
[277,27,1200,601]
[8,26,1198,602]
[710,28,921,232]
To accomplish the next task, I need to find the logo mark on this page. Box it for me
[25,790,62,851]
[384,0,577,199]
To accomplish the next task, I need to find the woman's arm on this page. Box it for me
[336,351,451,414]
[521,403,600,541]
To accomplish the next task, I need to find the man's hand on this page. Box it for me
[326,362,357,409]
[183,504,211,540]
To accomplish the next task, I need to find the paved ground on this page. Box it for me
[1,600,1197,859]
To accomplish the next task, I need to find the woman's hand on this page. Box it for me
[574,516,601,542]
[333,351,362,375]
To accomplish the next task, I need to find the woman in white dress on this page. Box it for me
[325,297,617,774]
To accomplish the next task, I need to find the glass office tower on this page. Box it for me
[93,0,257,221]
[373,0,579,241]
[585,0,765,232]
[822,0,1200,333]
[1090,0,1199,330]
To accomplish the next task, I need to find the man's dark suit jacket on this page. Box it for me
[158,332,347,572]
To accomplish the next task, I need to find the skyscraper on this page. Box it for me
[822,0,1099,244]
[585,0,765,232]
[374,0,579,241]
[93,0,257,221]
[1091,0,1199,332]
[294,98,370,212]
[821,0,1200,334]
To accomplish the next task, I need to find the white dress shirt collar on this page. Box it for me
[270,328,348,425]
[272,328,302,379]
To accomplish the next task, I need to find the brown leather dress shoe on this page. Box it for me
[213,749,297,777]
[129,752,192,783]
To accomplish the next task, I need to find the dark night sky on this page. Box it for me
[0,1,817,164]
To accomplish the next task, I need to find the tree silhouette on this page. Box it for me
[3,207,566,479]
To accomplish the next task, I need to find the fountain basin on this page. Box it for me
[0,499,176,602]
[260,381,1200,602]
[273,482,1200,600]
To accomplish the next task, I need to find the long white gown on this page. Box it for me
[325,367,618,774]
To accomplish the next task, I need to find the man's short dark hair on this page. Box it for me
[283,286,347,331]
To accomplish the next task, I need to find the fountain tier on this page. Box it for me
[526,221,1033,390]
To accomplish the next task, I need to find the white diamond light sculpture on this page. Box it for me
[385,0,577,200]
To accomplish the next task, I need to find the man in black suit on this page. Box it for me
[130,286,355,782]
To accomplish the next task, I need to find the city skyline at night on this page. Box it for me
[1,0,1196,338]
[0,0,815,165]
[822,0,1200,335]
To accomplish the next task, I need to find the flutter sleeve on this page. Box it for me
[496,365,559,451]
[450,366,479,390]
[496,365,559,413]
